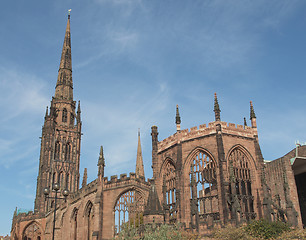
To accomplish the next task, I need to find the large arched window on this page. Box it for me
[22,222,42,240]
[189,150,219,224]
[162,160,177,222]
[62,108,68,122]
[114,190,145,235]
[228,147,255,221]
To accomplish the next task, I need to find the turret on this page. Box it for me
[77,100,81,124]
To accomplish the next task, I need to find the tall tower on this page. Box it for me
[135,130,145,178]
[34,13,82,213]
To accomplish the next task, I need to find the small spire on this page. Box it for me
[175,105,181,124]
[214,93,221,121]
[97,146,105,167]
[250,101,256,119]
[244,117,247,128]
[144,179,163,216]
[77,101,81,123]
[82,168,87,188]
[136,130,145,178]
[45,106,49,118]
[176,105,181,131]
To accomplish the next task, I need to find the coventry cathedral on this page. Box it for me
[11,14,306,240]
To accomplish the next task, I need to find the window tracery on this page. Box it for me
[228,148,255,221]
[189,150,219,224]
[114,190,145,235]
[62,108,68,122]
[162,160,177,222]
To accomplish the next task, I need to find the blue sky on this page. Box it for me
[1,0,306,236]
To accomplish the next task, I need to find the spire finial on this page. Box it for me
[136,130,145,178]
[244,117,247,128]
[82,168,87,188]
[77,101,81,123]
[214,93,221,121]
[45,106,49,118]
[176,105,181,131]
[68,9,71,19]
[250,101,256,119]
[98,146,105,166]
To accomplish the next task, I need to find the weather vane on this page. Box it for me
[68,9,72,17]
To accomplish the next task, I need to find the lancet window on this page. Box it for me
[85,202,94,240]
[62,108,68,122]
[189,150,219,223]
[55,141,61,160]
[72,209,78,240]
[228,148,255,221]
[114,190,145,236]
[162,160,177,222]
[65,143,71,161]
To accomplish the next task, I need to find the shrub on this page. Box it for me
[245,219,290,239]
[213,224,255,240]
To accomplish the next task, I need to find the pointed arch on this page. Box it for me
[186,147,220,225]
[22,221,43,240]
[226,144,257,171]
[55,141,61,160]
[113,188,145,235]
[71,208,78,240]
[65,142,71,161]
[84,201,94,240]
[160,157,177,222]
[227,145,256,222]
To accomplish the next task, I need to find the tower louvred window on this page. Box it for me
[62,108,68,122]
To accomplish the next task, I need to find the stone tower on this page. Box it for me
[34,13,82,213]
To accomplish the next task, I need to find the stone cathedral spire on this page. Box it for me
[34,13,82,213]
[136,130,145,178]
[55,13,73,100]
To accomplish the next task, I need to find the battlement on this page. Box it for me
[158,121,256,152]
[103,172,149,190]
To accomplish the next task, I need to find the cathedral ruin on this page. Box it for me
[11,14,306,240]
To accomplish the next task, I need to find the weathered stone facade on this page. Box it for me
[11,14,306,240]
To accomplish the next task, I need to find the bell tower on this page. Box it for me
[34,13,82,213]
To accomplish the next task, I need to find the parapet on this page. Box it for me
[103,172,150,190]
[158,121,257,152]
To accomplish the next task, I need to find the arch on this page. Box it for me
[71,208,78,240]
[84,201,94,240]
[187,147,220,226]
[62,108,68,122]
[113,188,145,235]
[227,145,256,222]
[160,158,177,222]
[55,141,61,160]
[22,221,43,240]
[159,157,176,176]
[65,143,71,161]
[183,146,218,172]
[226,144,257,171]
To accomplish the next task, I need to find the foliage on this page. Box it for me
[115,223,199,240]
[213,219,293,240]
[245,219,290,239]
[213,224,256,240]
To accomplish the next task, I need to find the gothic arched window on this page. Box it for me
[162,160,177,222]
[70,113,74,125]
[85,202,94,240]
[62,108,68,122]
[189,150,219,224]
[114,190,145,236]
[228,148,255,221]
[65,143,71,161]
[55,141,60,160]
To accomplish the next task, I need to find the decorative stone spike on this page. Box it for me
[214,93,221,121]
